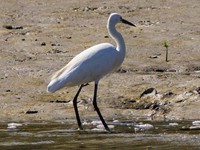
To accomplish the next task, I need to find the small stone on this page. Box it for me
[41,42,46,46]
[117,68,128,73]
[7,123,22,129]
[169,123,179,126]
[3,25,23,30]
[149,53,161,59]
[50,100,70,103]
[189,126,200,130]
[127,99,136,103]
[163,91,175,98]
[51,43,61,46]
[135,123,154,130]
[195,87,200,94]
[140,88,157,98]
[149,55,159,59]
[175,99,186,103]
[192,120,200,126]
[26,110,38,114]
[113,119,119,123]
[51,43,56,46]
[66,36,72,39]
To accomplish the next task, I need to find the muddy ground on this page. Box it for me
[0,0,200,123]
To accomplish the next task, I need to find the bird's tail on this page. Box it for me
[47,79,65,93]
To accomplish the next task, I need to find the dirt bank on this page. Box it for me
[0,0,199,123]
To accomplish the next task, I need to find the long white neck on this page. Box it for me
[107,22,126,58]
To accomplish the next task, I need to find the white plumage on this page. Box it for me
[47,13,135,131]
[47,43,119,92]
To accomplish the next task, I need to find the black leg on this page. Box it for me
[73,84,85,130]
[93,83,110,132]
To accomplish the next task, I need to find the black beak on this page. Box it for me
[121,18,136,27]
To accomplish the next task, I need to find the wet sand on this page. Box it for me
[0,0,200,122]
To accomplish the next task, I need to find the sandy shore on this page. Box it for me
[0,0,200,123]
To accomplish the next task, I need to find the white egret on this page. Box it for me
[47,13,135,131]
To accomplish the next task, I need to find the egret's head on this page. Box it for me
[108,13,136,27]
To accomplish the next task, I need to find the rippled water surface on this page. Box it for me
[0,120,200,150]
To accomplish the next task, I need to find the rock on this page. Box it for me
[151,103,160,110]
[149,55,159,59]
[127,99,137,103]
[138,20,155,26]
[140,88,157,98]
[7,123,23,129]
[135,123,154,130]
[134,101,153,109]
[26,110,38,114]
[41,42,46,46]
[175,99,186,103]
[113,119,119,123]
[189,126,200,130]
[149,53,161,59]
[51,43,61,46]
[91,120,102,125]
[116,68,128,73]
[195,87,200,94]
[5,89,11,92]
[144,66,167,73]
[96,124,114,130]
[167,69,177,72]
[192,120,200,126]
[51,49,62,53]
[3,25,23,30]
[169,122,179,126]
[163,91,175,98]
[155,68,166,72]
[66,36,72,39]
[50,100,70,103]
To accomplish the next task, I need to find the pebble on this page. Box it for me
[149,53,161,59]
[51,43,61,46]
[91,128,104,131]
[135,123,154,130]
[66,36,72,39]
[5,89,11,92]
[169,123,179,126]
[82,120,101,126]
[96,124,114,130]
[192,120,200,126]
[163,91,175,98]
[189,126,200,130]
[149,55,159,59]
[140,88,157,98]
[113,119,119,123]
[41,42,46,46]
[91,120,102,125]
[117,68,128,73]
[50,100,70,103]
[7,123,22,129]
[26,110,38,114]
[195,87,200,94]
[3,25,23,30]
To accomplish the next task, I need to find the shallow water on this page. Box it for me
[0,120,200,150]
